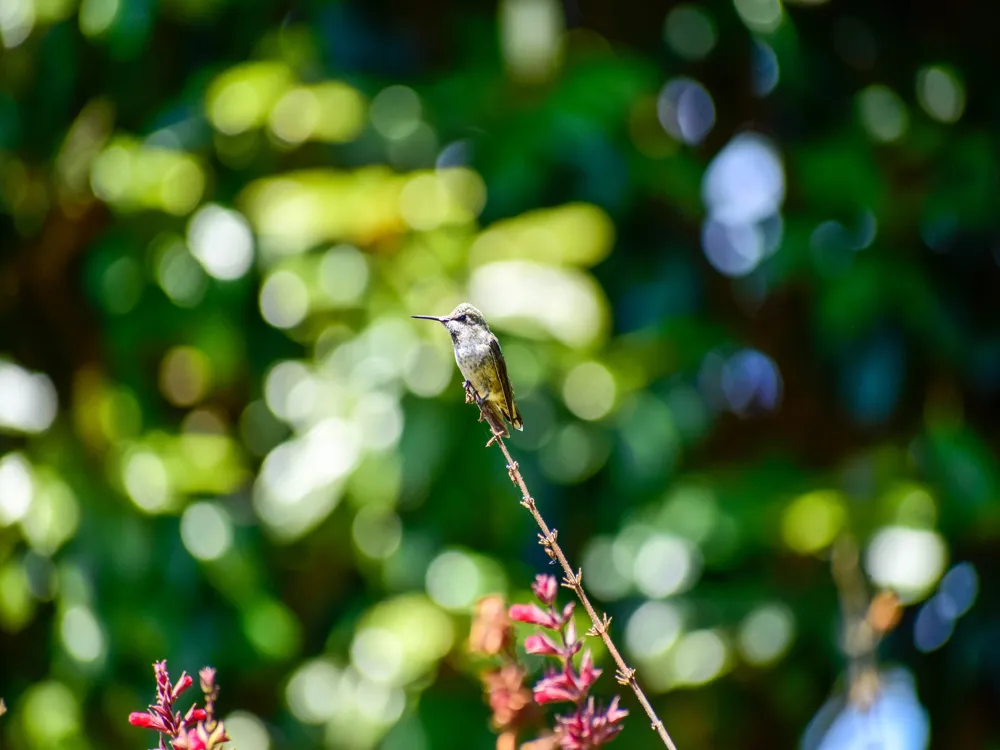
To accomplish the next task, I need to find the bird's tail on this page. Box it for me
[506,403,523,431]
[482,400,511,438]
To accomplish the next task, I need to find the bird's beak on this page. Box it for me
[411,315,449,322]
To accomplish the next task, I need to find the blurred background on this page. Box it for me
[0,0,997,748]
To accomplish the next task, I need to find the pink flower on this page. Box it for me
[199,667,217,694]
[532,575,559,606]
[129,712,165,731]
[129,661,228,749]
[510,604,560,629]
[508,570,629,746]
[555,696,628,749]
[525,634,564,657]
[559,601,576,626]
[531,652,602,706]
[171,722,229,750]
[172,673,193,699]
[533,667,582,705]
[574,651,601,694]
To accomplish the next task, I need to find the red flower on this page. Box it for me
[129,661,228,750]
[129,712,165,731]
[510,601,575,630]
[525,634,564,657]
[555,696,628,749]
[525,633,582,660]
[574,651,601,695]
[532,575,559,606]
[510,604,560,629]
[532,651,602,706]
[533,663,583,705]
[199,668,217,694]
[172,673,193,699]
[505,570,628,747]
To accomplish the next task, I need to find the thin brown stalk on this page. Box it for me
[468,389,678,750]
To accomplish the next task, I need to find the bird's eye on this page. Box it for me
[458,314,467,322]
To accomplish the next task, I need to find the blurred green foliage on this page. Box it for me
[1,1,998,749]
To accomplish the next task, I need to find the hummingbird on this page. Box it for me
[412,302,523,437]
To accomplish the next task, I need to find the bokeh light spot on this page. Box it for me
[399,174,451,231]
[207,63,293,136]
[752,40,780,96]
[370,85,422,141]
[865,526,947,601]
[469,260,608,349]
[626,600,682,659]
[858,85,909,142]
[738,604,795,665]
[22,681,81,747]
[286,659,341,724]
[79,0,120,37]
[351,627,405,684]
[633,534,699,598]
[701,220,765,277]
[223,712,270,750]
[243,597,302,660]
[312,82,367,143]
[253,419,359,541]
[122,450,171,513]
[563,361,616,421]
[269,87,320,145]
[671,629,729,686]
[353,391,404,451]
[21,476,79,554]
[352,507,403,560]
[0,0,35,48]
[156,238,208,308]
[703,133,785,225]
[319,245,369,306]
[0,361,58,433]
[101,256,143,315]
[160,157,205,215]
[500,0,565,82]
[782,490,846,554]
[657,77,716,145]
[159,346,211,407]
[916,66,965,123]
[259,270,308,329]
[734,0,782,34]
[180,501,233,561]
[188,204,255,280]
[0,452,34,525]
[425,550,481,611]
[539,423,608,485]
[403,343,453,398]
[60,606,105,664]
[664,5,717,60]
[720,348,782,415]
[935,562,978,619]
[914,597,953,653]
[582,536,631,601]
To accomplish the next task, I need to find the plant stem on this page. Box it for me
[472,398,678,749]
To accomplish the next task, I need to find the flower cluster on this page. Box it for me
[128,661,229,750]
[470,595,544,749]
[510,575,628,749]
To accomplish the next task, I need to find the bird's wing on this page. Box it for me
[489,336,522,428]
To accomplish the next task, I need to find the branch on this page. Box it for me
[466,385,679,750]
